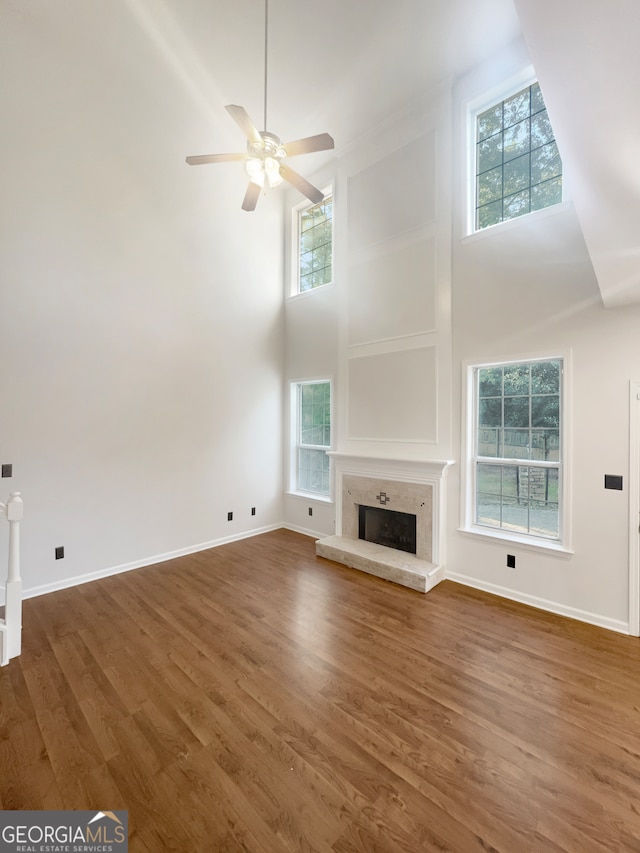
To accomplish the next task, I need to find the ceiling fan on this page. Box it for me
[185,0,334,212]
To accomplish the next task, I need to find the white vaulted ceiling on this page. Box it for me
[4,0,636,307]
[130,0,522,149]
[140,0,640,308]
[514,0,640,308]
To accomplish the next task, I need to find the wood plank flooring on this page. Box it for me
[2,528,640,851]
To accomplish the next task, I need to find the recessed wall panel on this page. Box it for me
[348,238,436,346]
[348,347,437,442]
[348,132,436,252]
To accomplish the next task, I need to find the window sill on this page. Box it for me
[286,491,334,505]
[458,525,573,557]
[286,282,335,302]
[462,200,572,244]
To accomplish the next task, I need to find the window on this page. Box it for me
[474,81,562,230]
[297,193,333,293]
[469,358,563,542]
[293,381,331,496]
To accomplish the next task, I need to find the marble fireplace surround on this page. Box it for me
[316,454,454,593]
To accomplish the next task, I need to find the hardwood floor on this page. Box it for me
[2,528,640,851]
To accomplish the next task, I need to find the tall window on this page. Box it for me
[297,194,333,293]
[471,358,562,541]
[294,381,331,496]
[474,81,562,230]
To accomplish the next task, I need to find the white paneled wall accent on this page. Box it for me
[338,87,452,461]
[282,86,452,537]
[347,238,437,346]
[347,347,437,443]
[347,132,437,252]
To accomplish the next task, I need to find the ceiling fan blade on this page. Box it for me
[226,105,261,145]
[279,165,324,205]
[185,153,246,165]
[242,181,261,212]
[282,133,335,157]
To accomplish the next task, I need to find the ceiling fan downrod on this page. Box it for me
[263,0,269,132]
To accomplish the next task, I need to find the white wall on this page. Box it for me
[447,39,640,632]
[0,2,284,598]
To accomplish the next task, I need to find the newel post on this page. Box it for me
[4,491,23,660]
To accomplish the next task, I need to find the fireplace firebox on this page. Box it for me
[358,505,417,555]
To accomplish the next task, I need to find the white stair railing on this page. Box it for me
[0,492,23,665]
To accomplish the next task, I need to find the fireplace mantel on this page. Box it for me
[328,453,454,485]
[316,453,454,593]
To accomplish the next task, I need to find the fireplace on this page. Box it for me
[315,453,454,593]
[358,505,417,555]
[341,474,432,561]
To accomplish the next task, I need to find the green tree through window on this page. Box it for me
[299,196,333,292]
[296,381,331,495]
[475,359,562,540]
[476,83,562,230]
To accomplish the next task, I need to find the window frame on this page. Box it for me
[289,379,333,499]
[465,67,564,236]
[291,188,333,296]
[461,353,572,554]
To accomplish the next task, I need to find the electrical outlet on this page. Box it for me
[604,474,623,491]
[1,464,12,478]
[507,554,516,569]
[308,507,313,517]
[55,546,64,560]
[227,511,233,521]
[251,507,256,516]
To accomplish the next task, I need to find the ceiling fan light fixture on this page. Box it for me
[245,155,283,188]
[246,156,265,187]
[264,156,283,187]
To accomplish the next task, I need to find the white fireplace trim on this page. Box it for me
[328,453,454,568]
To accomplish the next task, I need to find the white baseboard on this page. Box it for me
[10,529,630,638]
[446,570,630,635]
[18,523,282,603]
[282,522,325,540]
